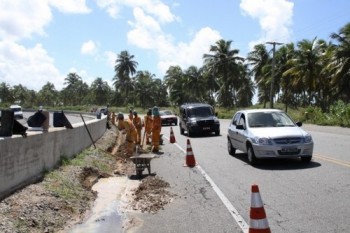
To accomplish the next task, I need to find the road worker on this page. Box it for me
[132,111,143,145]
[128,109,134,121]
[117,112,137,156]
[143,108,153,145]
[151,106,162,152]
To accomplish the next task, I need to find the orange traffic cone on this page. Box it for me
[249,184,271,233]
[170,127,176,143]
[184,139,197,167]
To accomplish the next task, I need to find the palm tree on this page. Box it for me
[12,84,29,106]
[37,82,59,107]
[277,43,296,111]
[203,39,245,107]
[134,71,155,108]
[247,44,271,107]
[284,38,324,106]
[330,22,350,102]
[62,73,87,105]
[151,78,168,106]
[90,78,111,106]
[202,65,219,105]
[313,40,335,111]
[0,82,13,104]
[236,64,255,107]
[183,66,206,102]
[113,50,138,105]
[164,66,186,106]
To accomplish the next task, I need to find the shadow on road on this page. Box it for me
[231,152,321,170]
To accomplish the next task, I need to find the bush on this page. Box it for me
[330,101,350,127]
[303,101,350,127]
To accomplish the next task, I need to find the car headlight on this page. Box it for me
[214,118,220,124]
[253,137,272,145]
[304,134,313,143]
[190,119,197,126]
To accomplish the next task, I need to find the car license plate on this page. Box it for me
[203,127,210,130]
[281,147,298,153]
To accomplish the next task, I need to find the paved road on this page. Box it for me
[126,120,350,233]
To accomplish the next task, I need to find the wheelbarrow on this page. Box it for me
[130,154,156,178]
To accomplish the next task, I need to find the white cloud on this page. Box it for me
[0,40,64,91]
[127,8,163,49]
[103,51,117,86]
[0,0,52,41]
[0,0,91,41]
[240,0,294,48]
[48,0,91,14]
[0,0,94,91]
[125,2,222,76]
[96,0,178,23]
[104,51,117,68]
[157,27,222,74]
[95,0,122,18]
[81,40,98,55]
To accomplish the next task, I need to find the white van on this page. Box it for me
[10,105,24,119]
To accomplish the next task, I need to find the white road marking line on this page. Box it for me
[164,135,249,233]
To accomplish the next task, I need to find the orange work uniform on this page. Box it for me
[144,115,153,144]
[132,115,143,145]
[152,115,162,152]
[118,118,137,156]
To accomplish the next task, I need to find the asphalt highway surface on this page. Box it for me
[136,120,350,233]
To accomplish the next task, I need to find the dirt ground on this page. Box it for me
[0,124,175,233]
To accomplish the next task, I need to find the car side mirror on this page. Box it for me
[296,121,302,127]
[236,124,244,130]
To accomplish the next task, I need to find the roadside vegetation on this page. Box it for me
[215,101,350,127]
[1,23,349,127]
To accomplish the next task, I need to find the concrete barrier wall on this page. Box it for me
[0,116,107,200]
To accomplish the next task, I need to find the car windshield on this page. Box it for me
[187,107,213,117]
[248,112,295,128]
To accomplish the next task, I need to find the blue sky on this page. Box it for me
[1,0,349,92]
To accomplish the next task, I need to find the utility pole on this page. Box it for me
[266,41,283,108]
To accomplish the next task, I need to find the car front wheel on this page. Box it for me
[187,128,193,137]
[180,124,184,135]
[247,145,257,165]
[227,138,236,155]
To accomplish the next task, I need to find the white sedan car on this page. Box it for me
[227,109,314,165]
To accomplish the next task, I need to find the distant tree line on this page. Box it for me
[1,22,349,112]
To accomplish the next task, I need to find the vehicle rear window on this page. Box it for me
[187,107,213,117]
[11,108,21,112]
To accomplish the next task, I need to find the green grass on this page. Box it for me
[214,101,350,127]
[45,171,86,201]
[43,147,116,203]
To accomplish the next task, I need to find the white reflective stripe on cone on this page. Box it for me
[250,218,269,229]
[251,193,264,208]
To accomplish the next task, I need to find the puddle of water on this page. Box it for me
[69,177,128,233]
